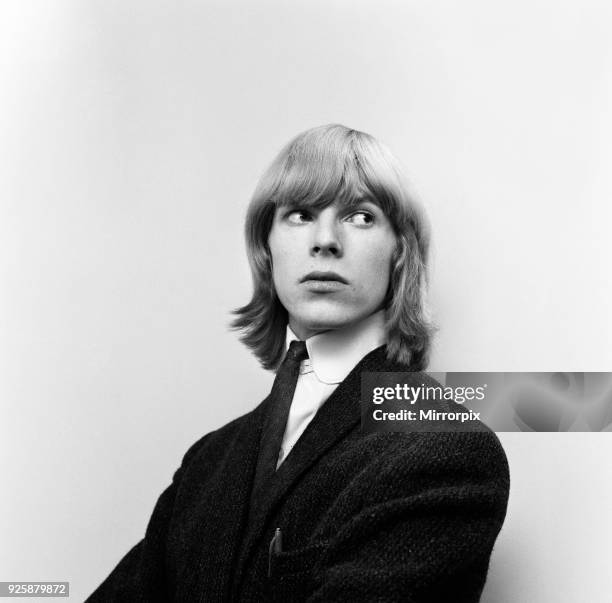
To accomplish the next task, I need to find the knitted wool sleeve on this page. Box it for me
[305,431,510,603]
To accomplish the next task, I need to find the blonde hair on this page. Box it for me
[231,124,435,370]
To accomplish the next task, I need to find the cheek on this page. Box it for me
[269,230,297,265]
[271,257,289,294]
[269,233,286,274]
[269,242,298,298]
[359,240,395,290]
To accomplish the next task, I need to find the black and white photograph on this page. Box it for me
[1,2,611,602]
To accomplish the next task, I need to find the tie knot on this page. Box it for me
[285,340,309,364]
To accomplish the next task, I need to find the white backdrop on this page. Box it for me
[1,1,611,601]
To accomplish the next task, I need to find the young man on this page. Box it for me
[88,125,509,602]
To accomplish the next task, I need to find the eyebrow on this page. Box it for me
[348,197,384,211]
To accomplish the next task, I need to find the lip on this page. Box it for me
[300,271,348,284]
[301,279,347,292]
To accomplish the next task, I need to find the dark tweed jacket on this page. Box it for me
[87,345,510,602]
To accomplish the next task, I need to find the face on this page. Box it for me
[268,199,397,339]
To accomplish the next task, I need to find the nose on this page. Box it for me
[310,209,343,257]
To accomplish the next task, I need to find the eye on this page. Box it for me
[285,209,313,224]
[346,211,374,226]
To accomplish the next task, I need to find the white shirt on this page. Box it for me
[276,310,387,468]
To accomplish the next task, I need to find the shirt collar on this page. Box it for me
[285,310,387,385]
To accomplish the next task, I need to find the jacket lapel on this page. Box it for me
[232,345,391,592]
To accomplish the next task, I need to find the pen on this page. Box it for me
[268,527,283,577]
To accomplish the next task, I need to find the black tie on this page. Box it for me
[250,340,309,509]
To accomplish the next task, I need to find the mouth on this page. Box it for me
[300,271,349,284]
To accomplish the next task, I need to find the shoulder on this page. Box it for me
[359,421,508,472]
[361,368,509,485]
[351,428,510,521]
[376,429,509,480]
[353,361,510,505]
